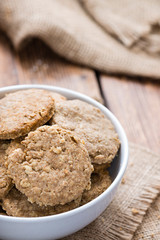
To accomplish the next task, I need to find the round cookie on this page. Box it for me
[81,171,111,205]
[2,188,81,217]
[50,92,66,102]
[7,125,93,206]
[0,89,55,139]
[0,141,13,199]
[51,100,120,164]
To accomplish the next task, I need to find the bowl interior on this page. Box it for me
[0,84,128,220]
[108,153,120,181]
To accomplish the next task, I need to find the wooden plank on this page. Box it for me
[100,75,160,154]
[0,32,102,102]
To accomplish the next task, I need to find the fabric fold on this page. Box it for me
[0,0,160,78]
[133,195,160,239]
[81,0,160,48]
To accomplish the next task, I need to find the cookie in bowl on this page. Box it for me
[0,85,128,240]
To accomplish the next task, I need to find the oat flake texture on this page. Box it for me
[7,125,93,206]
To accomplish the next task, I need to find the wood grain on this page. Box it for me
[1,30,160,153]
[100,75,160,153]
[0,33,102,102]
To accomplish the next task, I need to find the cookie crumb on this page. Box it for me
[24,165,32,174]
[139,233,144,238]
[20,179,30,188]
[81,139,85,145]
[50,146,62,154]
[100,217,105,223]
[121,178,126,184]
[132,208,139,215]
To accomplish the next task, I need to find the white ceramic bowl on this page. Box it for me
[0,85,128,240]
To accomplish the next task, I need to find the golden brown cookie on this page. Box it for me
[50,92,66,102]
[0,89,55,139]
[81,170,111,205]
[0,141,12,199]
[2,188,81,217]
[7,125,93,206]
[51,100,120,164]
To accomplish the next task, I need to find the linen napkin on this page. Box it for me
[63,144,160,240]
[0,0,160,79]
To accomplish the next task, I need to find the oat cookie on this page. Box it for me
[50,92,66,102]
[2,188,81,217]
[7,125,93,206]
[0,89,55,139]
[81,170,111,205]
[0,141,12,199]
[51,100,120,164]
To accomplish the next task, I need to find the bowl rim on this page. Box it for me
[0,84,129,223]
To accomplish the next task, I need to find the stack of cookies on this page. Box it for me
[0,89,120,217]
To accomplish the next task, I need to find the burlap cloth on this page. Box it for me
[0,1,160,238]
[62,144,160,240]
[0,0,160,78]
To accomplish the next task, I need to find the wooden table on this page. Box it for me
[0,32,159,154]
